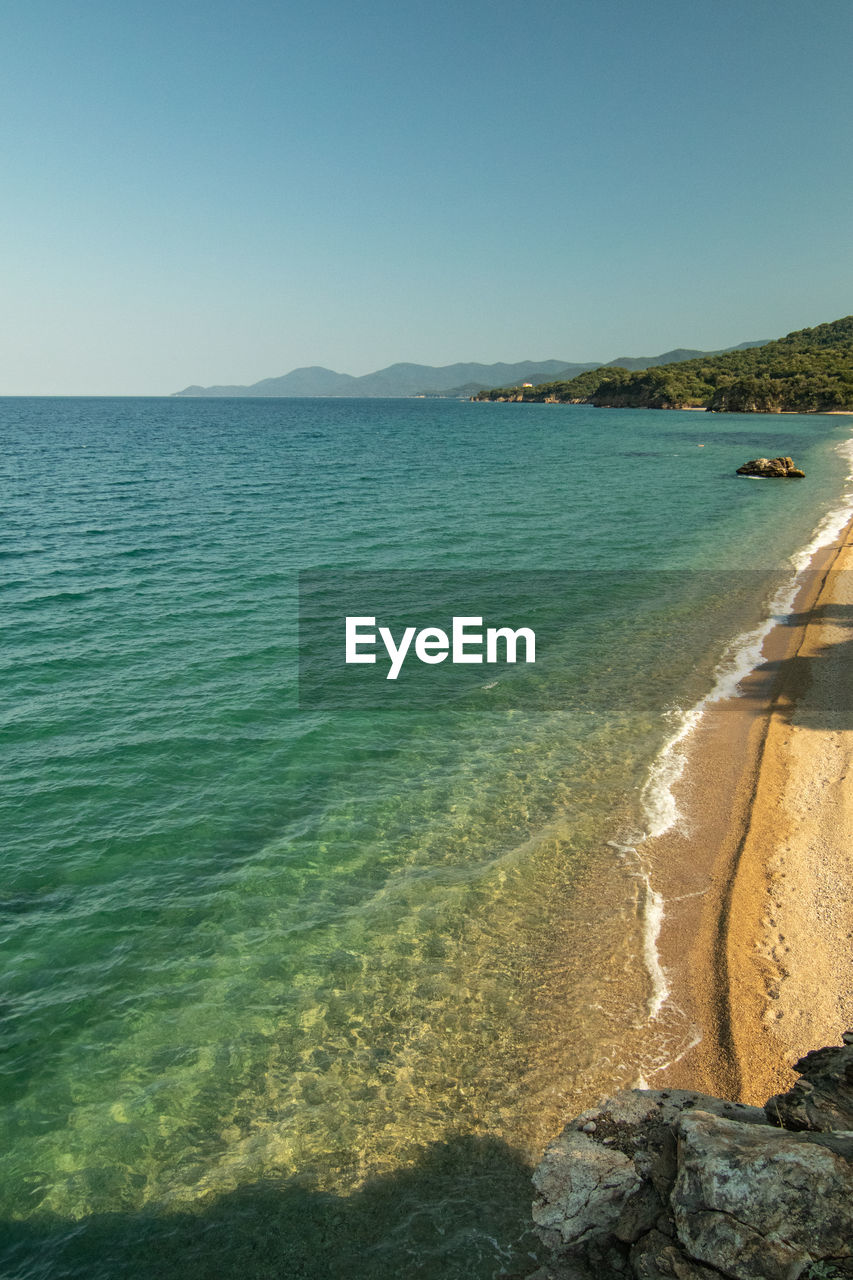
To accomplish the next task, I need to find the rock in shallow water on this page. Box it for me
[735,456,805,477]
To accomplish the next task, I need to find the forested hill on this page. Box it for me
[475,317,853,412]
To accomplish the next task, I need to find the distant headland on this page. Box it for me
[475,316,853,413]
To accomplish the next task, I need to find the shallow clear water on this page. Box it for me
[1,397,851,1278]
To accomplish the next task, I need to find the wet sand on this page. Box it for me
[645,518,853,1104]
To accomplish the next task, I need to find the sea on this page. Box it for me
[2,396,852,1279]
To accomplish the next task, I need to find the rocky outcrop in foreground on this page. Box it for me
[529,1034,853,1280]
[736,456,806,477]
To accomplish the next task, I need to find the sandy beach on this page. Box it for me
[646,514,853,1104]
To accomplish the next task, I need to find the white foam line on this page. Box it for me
[625,435,853,1026]
[634,1024,704,1089]
[608,838,670,1018]
[642,875,669,1018]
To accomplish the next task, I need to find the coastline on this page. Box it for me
[639,506,853,1104]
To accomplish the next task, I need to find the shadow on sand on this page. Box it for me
[0,1134,541,1280]
[737,598,853,731]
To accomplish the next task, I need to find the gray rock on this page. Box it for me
[529,1036,853,1280]
[532,1090,765,1251]
[765,1037,853,1132]
[533,1133,641,1250]
[630,1229,725,1279]
[672,1109,853,1280]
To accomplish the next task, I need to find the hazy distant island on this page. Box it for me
[476,316,853,412]
[171,341,768,401]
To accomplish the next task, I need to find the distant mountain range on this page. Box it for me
[173,360,590,399]
[172,342,768,399]
[600,342,768,372]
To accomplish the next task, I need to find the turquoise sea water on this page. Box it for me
[2,397,852,1278]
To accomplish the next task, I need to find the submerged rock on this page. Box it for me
[736,456,806,477]
[530,1034,853,1280]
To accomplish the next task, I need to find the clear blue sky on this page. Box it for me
[2,0,851,393]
